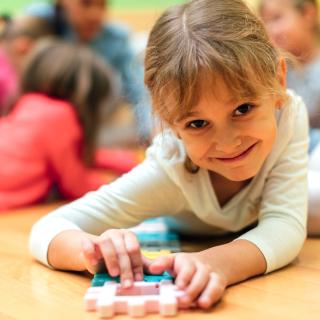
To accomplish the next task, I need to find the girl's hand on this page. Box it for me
[145,253,227,309]
[80,229,143,288]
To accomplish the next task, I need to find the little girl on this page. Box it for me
[259,0,320,235]
[29,0,309,309]
[0,39,122,211]
[25,0,152,143]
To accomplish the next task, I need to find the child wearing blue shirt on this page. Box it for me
[26,0,152,143]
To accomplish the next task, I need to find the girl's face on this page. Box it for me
[59,0,106,41]
[260,0,317,57]
[173,77,283,182]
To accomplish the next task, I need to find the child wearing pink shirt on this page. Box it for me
[0,39,135,211]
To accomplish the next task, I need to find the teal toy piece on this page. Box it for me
[92,271,173,287]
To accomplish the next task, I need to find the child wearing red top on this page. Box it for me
[0,39,142,211]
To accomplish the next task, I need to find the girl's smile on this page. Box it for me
[213,141,259,163]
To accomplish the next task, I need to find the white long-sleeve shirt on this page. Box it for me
[29,90,309,273]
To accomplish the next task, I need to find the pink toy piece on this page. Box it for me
[84,280,185,318]
[84,287,104,311]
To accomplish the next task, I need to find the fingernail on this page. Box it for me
[123,279,132,288]
[181,295,190,304]
[200,297,210,306]
[90,258,98,266]
[110,268,119,276]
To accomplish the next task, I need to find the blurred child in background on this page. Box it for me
[25,0,152,145]
[260,0,320,235]
[0,16,51,116]
[259,0,320,148]
[0,39,142,212]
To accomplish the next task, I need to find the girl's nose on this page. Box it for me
[214,135,242,153]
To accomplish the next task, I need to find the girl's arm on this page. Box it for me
[196,239,266,285]
[29,150,186,268]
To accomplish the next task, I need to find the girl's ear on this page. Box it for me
[277,57,287,89]
[275,57,287,109]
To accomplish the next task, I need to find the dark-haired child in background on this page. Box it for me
[0,39,141,212]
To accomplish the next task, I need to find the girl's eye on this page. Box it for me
[187,119,208,129]
[234,103,254,116]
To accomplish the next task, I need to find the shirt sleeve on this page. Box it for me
[238,99,309,273]
[29,154,186,267]
[25,3,54,19]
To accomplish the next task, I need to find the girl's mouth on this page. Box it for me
[215,142,258,163]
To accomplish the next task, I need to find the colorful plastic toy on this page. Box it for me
[85,218,183,318]
[85,280,185,318]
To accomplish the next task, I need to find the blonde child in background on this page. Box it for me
[0,16,52,116]
[259,0,320,235]
[29,0,308,309]
[25,0,152,145]
[0,39,125,211]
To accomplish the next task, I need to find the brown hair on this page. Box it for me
[21,39,113,164]
[2,16,53,40]
[145,0,286,127]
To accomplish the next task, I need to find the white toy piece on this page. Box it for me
[84,280,185,318]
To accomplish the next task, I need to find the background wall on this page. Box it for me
[1,0,185,14]
[1,0,260,15]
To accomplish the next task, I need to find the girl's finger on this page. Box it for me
[109,231,134,288]
[174,260,196,290]
[146,255,175,275]
[81,237,100,274]
[197,273,225,309]
[123,231,143,281]
[183,263,210,304]
[98,236,120,277]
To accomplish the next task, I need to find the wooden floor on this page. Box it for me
[0,203,320,319]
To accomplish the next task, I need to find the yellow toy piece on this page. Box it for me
[141,250,171,260]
